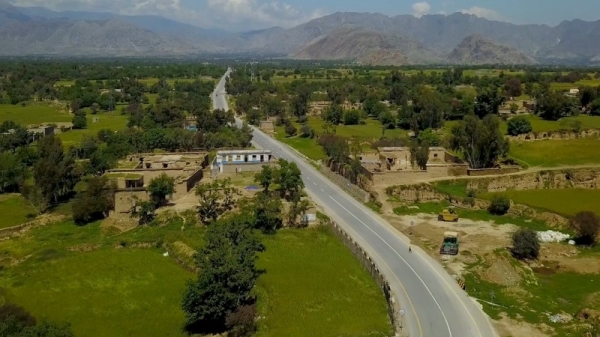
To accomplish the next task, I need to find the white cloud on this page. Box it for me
[9,0,324,30]
[459,6,505,21]
[412,1,431,18]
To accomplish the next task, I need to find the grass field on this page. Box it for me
[58,113,129,146]
[509,138,600,167]
[482,189,600,217]
[0,194,37,228]
[254,227,392,337]
[550,79,600,91]
[0,103,72,125]
[0,217,392,337]
[274,116,407,160]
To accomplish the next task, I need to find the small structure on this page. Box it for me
[568,88,580,96]
[92,117,100,123]
[212,149,275,174]
[28,125,54,137]
[260,120,274,134]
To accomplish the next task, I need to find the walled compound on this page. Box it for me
[358,147,469,186]
[106,152,209,217]
[211,149,276,175]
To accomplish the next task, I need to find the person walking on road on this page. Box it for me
[409,246,412,253]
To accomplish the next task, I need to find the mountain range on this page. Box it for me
[1,2,600,64]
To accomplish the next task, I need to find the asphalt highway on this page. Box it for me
[212,69,498,337]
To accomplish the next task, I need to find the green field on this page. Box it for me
[0,103,72,125]
[551,79,600,91]
[0,194,37,228]
[483,189,600,217]
[58,113,129,146]
[509,138,600,167]
[0,217,392,337]
[255,227,392,337]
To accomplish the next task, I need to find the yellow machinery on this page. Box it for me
[438,207,459,222]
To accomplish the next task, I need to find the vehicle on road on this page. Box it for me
[438,207,459,222]
[440,231,459,255]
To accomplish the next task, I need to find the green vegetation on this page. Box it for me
[254,227,393,337]
[393,201,552,231]
[483,189,600,217]
[58,113,129,146]
[509,138,600,167]
[433,180,468,198]
[0,194,37,228]
[0,103,71,125]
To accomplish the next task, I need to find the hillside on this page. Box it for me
[0,18,197,56]
[448,35,537,65]
[291,25,440,65]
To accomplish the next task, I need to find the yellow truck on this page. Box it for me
[438,208,459,222]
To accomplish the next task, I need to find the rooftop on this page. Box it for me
[217,149,272,155]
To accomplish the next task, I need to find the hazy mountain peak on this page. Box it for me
[448,34,537,65]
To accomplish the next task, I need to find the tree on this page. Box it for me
[252,192,283,233]
[0,152,27,193]
[133,201,156,225]
[389,83,409,106]
[147,173,176,207]
[449,115,509,169]
[503,78,523,97]
[318,135,349,163]
[72,110,87,130]
[537,90,577,121]
[322,103,343,125]
[90,103,100,114]
[299,124,314,138]
[274,159,304,200]
[474,87,505,118]
[570,211,600,246]
[343,109,361,125]
[378,110,396,129]
[512,228,540,260]
[33,135,78,206]
[196,179,239,224]
[182,214,264,330]
[410,140,429,170]
[488,195,510,215]
[287,194,310,228]
[72,176,115,224]
[246,108,262,126]
[254,166,274,192]
[590,98,600,116]
[507,116,533,136]
[417,128,441,147]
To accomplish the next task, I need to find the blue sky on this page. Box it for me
[10,0,600,30]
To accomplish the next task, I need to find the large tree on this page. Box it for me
[196,179,239,224]
[182,213,264,330]
[72,176,116,224]
[536,90,578,121]
[274,159,304,200]
[450,114,509,169]
[474,87,505,118]
[33,135,78,206]
[503,78,523,98]
[147,173,176,207]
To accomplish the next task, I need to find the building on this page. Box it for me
[28,125,54,137]
[212,149,275,174]
[107,152,208,217]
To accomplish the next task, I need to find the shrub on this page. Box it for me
[284,123,297,137]
[0,303,36,327]
[225,304,257,334]
[570,211,600,246]
[343,109,361,125]
[507,116,532,136]
[488,195,510,215]
[300,124,314,138]
[511,228,540,260]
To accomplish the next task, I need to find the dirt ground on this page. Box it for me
[378,196,600,337]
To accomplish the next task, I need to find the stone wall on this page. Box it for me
[467,166,521,177]
[113,189,148,215]
[320,165,371,203]
[467,168,600,192]
[385,184,445,203]
[326,221,401,336]
[507,129,600,142]
[371,166,451,186]
[220,162,274,174]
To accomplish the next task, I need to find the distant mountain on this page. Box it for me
[448,35,537,65]
[291,25,441,66]
[0,18,198,56]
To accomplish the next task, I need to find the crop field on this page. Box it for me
[483,189,600,217]
[509,137,600,167]
[0,194,37,228]
[0,217,392,337]
[551,79,600,91]
[0,103,72,125]
[254,226,393,337]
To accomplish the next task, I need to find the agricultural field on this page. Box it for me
[509,137,600,167]
[0,194,37,228]
[0,217,392,337]
[0,103,71,125]
[483,189,600,217]
[254,226,393,337]
[551,79,600,91]
[58,112,129,146]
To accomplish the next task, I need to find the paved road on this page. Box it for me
[212,70,498,337]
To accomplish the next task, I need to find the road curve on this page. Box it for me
[212,69,498,337]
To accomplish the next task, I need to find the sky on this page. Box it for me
[8,0,600,31]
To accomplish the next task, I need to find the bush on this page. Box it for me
[570,211,600,246]
[284,123,297,137]
[72,111,88,130]
[507,116,532,136]
[300,124,314,138]
[511,228,540,260]
[0,303,36,327]
[343,109,361,125]
[488,195,510,215]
